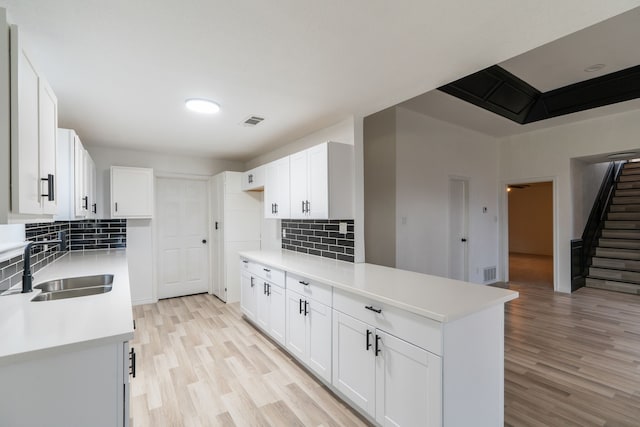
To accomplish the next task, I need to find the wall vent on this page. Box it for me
[483,266,497,283]
[242,115,265,126]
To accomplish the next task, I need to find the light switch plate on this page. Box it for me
[339,222,347,234]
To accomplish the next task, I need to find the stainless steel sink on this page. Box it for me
[31,274,114,302]
[34,274,114,292]
[31,285,113,301]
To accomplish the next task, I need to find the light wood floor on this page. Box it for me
[130,294,370,427]
[509,252,554,288]
[131,285,640,426]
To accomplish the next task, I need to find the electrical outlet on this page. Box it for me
[339,222,347,234]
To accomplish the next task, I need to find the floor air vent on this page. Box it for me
[483,266,497,283]
[242,115,265,126]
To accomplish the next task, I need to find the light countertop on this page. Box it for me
[0,250,134,366]
[239,250,518,323]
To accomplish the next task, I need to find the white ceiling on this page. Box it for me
[401,6,640,138]
[2,1,640,160]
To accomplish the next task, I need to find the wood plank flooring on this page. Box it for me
[131,283,640,426]
[130,294,370,427]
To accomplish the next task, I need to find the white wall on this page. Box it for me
[395,107,500,283]
[571,159,609,237]
[500,107,640,293]
[87,145,243,305]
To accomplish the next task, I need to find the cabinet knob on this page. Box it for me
[202,239,207,244]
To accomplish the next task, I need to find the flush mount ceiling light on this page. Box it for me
[607,151,637,159]
[185,98,220,114]
[584,63,606,73]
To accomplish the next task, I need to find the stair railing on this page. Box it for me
[571,160,626,290]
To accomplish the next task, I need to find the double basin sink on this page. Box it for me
[31,274,114,302]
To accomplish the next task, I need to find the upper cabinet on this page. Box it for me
[264,157,290,219]
[289,142,353,219]
[9,24,58,216]
[111,166,154,218]
[241,165,265,191]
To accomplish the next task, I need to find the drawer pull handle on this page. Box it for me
[263,268,271,273]
[266,283,271,296]
[304,300,309,316]
[375,335,382,356]
[243,260,249,264]
[366,329,372,351]
[129,347,136,377]
[250,277,254,287]
[299,280,310,286]
[299,298,303,314]
[365,305,382,314]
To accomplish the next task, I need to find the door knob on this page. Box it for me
[461,238,467,242]
[202,239,207,244]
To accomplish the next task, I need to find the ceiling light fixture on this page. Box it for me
[185,98,220,114]
[607,151,637,159]
[584,63,606,73]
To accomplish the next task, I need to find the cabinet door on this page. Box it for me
[83,149,92,217]
[375,330,442,427]
[289,150,308,219]
[240,270,257,321]
[255,280,270,331]
[332,310,376,416]
[268,284,286,346]
[307,299,332,383]
[90,156,97,217]
[74,136,87,217]
[307,143,328,219]
[38,78,57,215]
[264,161,278,218]
[286,290,307,360]
[264,157,290,218]
[111,166,153,218]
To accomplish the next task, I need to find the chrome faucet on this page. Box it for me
[22,231,67,293]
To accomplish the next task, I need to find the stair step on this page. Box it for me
[591,257,640,272]
[598,238,640,249]
[617,181,640,190]
[609,204,640,212]
[596,247,640,260]
[615,189,640,197]
[601,229,640,239]
[612,196,640,204]
[607,212,640,221]
[589,267,640,283]
[623,161,640,169]
[621,168,640,176]
[585,277,640,294]
[618,174,640,182]
[604,220,640,230]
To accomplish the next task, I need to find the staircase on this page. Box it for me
[586,161,640,294]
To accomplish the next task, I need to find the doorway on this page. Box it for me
[507,181,554,288]
[448,177,469,281]
[156,177,210,299]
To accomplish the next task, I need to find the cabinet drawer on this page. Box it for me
[333,288,442,355]
[250,262,285,287]
[286,273,333,306]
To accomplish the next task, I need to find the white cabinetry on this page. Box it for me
[211,172,261,302]
[9,24,57,216]
[0,341,133,427]
[289,142,353,219]
[110,166,154,218]
[264,157,290,218]
[285,273,332,382]
[240,262,258,320]
[241,165,264,191]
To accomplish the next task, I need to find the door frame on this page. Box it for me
[153,172,212,300]
[500,176,558,291]
[448,176,469,281]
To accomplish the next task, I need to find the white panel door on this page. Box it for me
[240,270,257,321]
[375,330,442,427]
[157,178,209,299]
[332,310,376,416]
[448,178,469,281]
[268,283,286,345]
[256,279,270,331]
[38,78,57,215]
[289,150,308,219]
[307,143,328,219]
[307,299,332,383]
[286,290,307,360]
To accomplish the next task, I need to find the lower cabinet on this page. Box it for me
[240,269,257,320]
[285,288,332,383]
[0,340,133,426]
[255,277,285,345]
[332,310,442,426]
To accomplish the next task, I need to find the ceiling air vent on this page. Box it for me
[242,115,265,126]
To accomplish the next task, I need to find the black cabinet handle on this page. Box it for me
[133,320,136,330]
[92,203,97,214]
[115,202,118,212]
[263,282,267,295]
[82,196,89,210]
[304,300,309,316]
[365,305,382,314]
[243,260,249,264]
[271,203,275,214]
[302,200,305,214]
[305,200,310,213]
[40,174,55,201]
[461,238,467,242]
[275,203,278,214]
[263,268,271,273]
[375,335,381,356]
[248,173,253,184]
[215,221,219,230]
[366,329,372,350]
[129,347,136,378]
[299,280,309,286]
[267,283,271,296]
[299,298,303,314]
[250,277,254,287]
